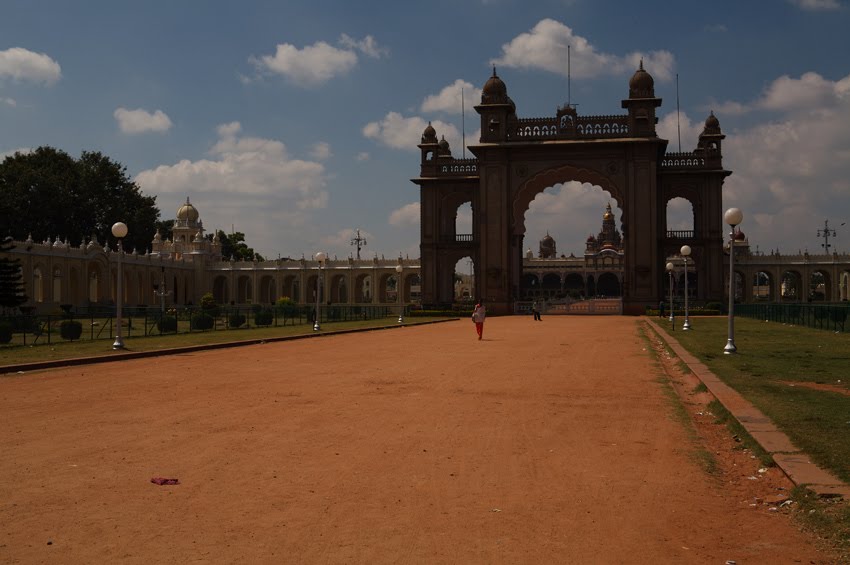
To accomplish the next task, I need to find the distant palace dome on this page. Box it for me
[176,197,200,224]
[628,61,655,99]
[735,229,747,241]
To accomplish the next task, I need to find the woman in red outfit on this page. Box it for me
[471,299,486,340]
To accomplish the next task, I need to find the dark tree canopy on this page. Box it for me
[211,230,265,262]
[0,237,27,312]
[155,219,175,242]
[0,147,161,253]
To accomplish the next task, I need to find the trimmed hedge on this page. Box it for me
[59,320,83,341]
[229,313,246,328]
[157,315,178,333]
[0,320,12,344]
[191,313,215,331]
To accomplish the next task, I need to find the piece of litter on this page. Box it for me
[747,476,758,480]
[757,467,768,474]
[151,477,180,486]
[779,500,793,507]
[490,508,501,512]
[768,507,778,512]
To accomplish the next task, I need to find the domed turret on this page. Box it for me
[603,202,614,221]
[437,136,451,157]
[482,67,508,104]
[703,111,721,135]
[628,60,655,99]
[539,232,557,258]
[421,121,437,144]
[177,197,200,225]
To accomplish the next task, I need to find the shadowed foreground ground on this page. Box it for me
[0,317,830,563]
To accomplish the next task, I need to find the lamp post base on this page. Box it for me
[397,315,404,324]
[313,322,320,331]
[724,340,737,354]
[683,319,691,331]
[112,337,125,350]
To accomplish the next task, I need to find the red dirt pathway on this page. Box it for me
[0,317,830,563]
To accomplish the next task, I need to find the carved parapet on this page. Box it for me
[510,114,630,140]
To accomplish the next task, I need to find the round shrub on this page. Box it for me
[191,313,215,331]
[254,309,273,326]
[59,320,83,341]
[156,315,178,333]
[228,313,246,328]
[0,321,12,344]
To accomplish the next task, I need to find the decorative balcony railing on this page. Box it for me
[666,230,695,239]
[510,115,630,141]
[440,234,474,244]
[437,159,478,175]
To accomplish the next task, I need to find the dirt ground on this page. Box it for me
[0,317,837,564]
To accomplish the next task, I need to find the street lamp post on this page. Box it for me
[395,264,404,324]
[680,245,692,330]
[666,261,675,329]
[313,251,327,331]
[154,265,171,318]
[724,207,744,354]
[111,222,128,349]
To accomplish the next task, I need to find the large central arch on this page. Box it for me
[413,65,731,314]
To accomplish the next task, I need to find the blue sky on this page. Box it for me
[2,0,850,266]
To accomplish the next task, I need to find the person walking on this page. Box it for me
[532,300,542,321]
[471,299,486,340]
[658,300,665,319]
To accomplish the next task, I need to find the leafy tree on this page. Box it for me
[0,147,161,253]
[0,237,27,313]
[211,230,265,262]
[154,219,175,242]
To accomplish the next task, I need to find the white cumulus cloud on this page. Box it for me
[0,47,61,85]
[339,34,389,59]
[389,202,420,227]
[136,121,328,208]
[310,141,332,160]
[491,19,675,81]
[421,80,482,114]
[114,107,173,134]
[716,71,850,252]
[251,34,385,87]
[363,112,461,152]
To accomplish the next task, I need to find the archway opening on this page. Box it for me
[809,271,827,301]
[520,181,622,305]
[752,271,771,301]
[454,256,474,303]
[666,197,695,237]
[456,202,472,240]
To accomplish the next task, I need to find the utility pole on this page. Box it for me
[350,229,367,260]
[817,220,837,252]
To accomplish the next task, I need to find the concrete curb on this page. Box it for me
[0,318,458,376]
[645,318,850,499]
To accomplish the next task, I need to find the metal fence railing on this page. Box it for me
[0,304,403,348]
[735,303,849,333]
